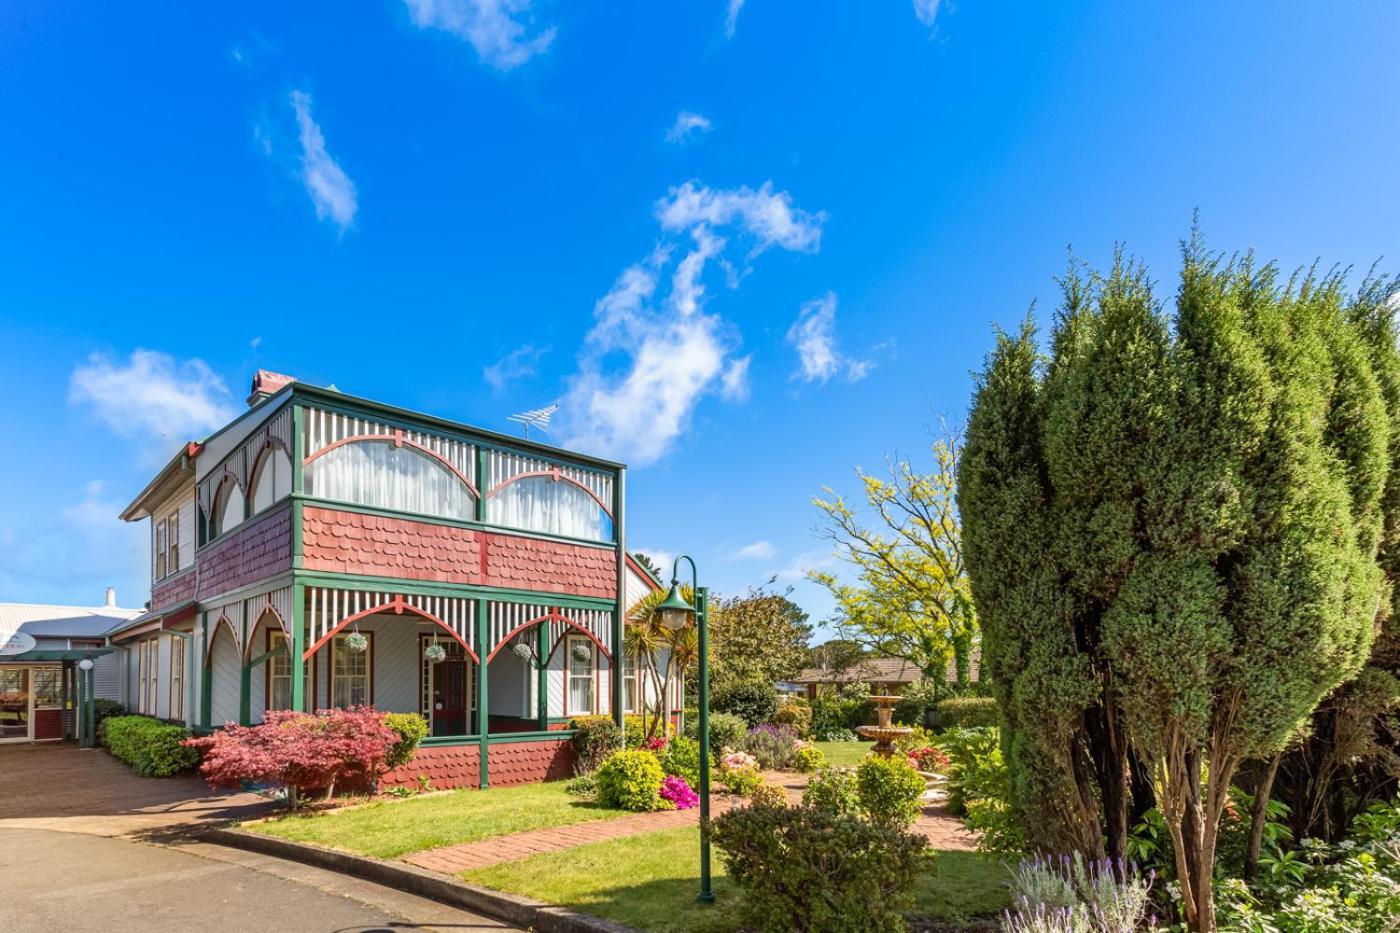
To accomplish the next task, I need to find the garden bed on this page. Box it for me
[463,825,1009,933]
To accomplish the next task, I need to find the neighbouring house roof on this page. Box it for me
[791,653,981,686]
[0,601,143,640]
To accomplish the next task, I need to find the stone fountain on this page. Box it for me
[856,694,912,758]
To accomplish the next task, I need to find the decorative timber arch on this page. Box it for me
[484,601,614,663]
[302,586,479,663]
[204,613,241,667]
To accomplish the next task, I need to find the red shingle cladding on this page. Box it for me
[302,506,617,599]
[487,739,575,786]
[382,743,482,791]
[150,567,196,613]
[197,506,292,600]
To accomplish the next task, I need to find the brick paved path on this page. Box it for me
[405,769,976,875]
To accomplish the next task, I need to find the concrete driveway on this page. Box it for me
[0,744,516,932]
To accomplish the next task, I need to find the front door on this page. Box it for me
[433,659,468,736]
[0,669,31,742]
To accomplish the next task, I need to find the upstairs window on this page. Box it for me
[155,519,167,580]
[211,477,245,538]
[155,511,180,580]
[305,441,474,521]
[490,477,613,542]
[250,446,292,515]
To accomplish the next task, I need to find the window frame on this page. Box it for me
[329,632,373,709]
[565,634,596,716]
[211,476,246,539]
[32,667,63,709]
[250,444,292,516]
[155,519,167,580]
[622,649,640,715]
[168,637,185,722]
[266,629,292,712]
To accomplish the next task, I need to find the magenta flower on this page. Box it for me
[660,775,699,810]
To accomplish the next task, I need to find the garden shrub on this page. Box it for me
[856,755,926,828]
[802,766,861,818]
[569,715,622,774]
[683,710,747,750]
[816,726,858,743]
[1003,852,1153,933]
[382,712,428,770]
[711,803,929,933]
[103,715,199,777]
[894,679,947,727]
[623,713,674,747]
[749,782,787,808]
[595,749,665,811]
[740,723,800,770]
[891,725,936,755]
[711,679,779,727]
[940,726,1005,816]
[186,708,397,800]
[658,735,703,788]
[792,742,825,773]
[932,696,998,729]
[811,695,874,738]
[92,699,126,737]
[718,750,762,796]
[564,773,598,799]
[771,699,813,737]
[659,775,698,809]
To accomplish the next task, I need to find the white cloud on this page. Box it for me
[290,91,357,233]
[730,540,775,561]
[912,0,940,27]
[786,292,872,384]
[657,181,825,255]
[635,549,676,576]
[724,0,745,38]
[484,343,549,393]
[402,0,555,70]
[69,349,239,455]
[773,548,836,582]
[666,110,713,144]
[562,181,825,465]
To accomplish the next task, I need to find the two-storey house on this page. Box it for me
[109,371,672,788]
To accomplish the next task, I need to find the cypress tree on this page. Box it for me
[960,237,1393,931]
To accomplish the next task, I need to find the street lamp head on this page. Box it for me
[78,658,94,672]
[658,582,696,631]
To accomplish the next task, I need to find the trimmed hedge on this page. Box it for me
[103,715,199,777]
[933,696,999,729]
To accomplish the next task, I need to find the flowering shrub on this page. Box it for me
[642,735,669,752]
[792,742,826,773]
[741,723,800,770]
[660,775,699,810]
[1003,853,1154,933]
[722,766,763,797]
[907,746,949,773]
[596,749,666,811]
[749,782,787,808]
[658,735,703,788]
[185,708,397,801]
[720,748,758,772]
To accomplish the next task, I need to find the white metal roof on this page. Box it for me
[0,602,143,639]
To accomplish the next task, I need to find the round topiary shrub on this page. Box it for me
[856,755,927,828]
[792,742,826,773]
[596,749,666,811]
[711,679,779,727]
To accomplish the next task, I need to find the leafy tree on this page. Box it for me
[810,435,978,685]
[959,237,1396,931]
[706,587,813,691]
[631,551,663,580]
[625,585,699,739]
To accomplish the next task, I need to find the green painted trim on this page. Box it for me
[537,623,548,731]
[292,496,617,550]
[421,734,482,747]
[239,660,252,726]
[292,385,624,473]
[292,568,616,611]
[290,583,306,713]
[475,597,489,789]
[291,405,305,569]
[474,446,488,523]
[247,645,285,668]
[200,613,212,731]
[485,730,574,744]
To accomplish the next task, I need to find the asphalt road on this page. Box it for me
[0,827,515,933]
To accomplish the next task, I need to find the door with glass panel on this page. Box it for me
[0,669,31,742]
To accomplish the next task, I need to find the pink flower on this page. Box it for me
[720,750,758,773]
[643,736,669,752]
[660,775,699,810]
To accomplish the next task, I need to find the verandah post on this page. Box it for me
[537,621,548,731]
[290,583,306,713]
[476,597,489,789]
[200,613,212,731]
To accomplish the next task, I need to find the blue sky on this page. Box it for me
[2,2,1398,637]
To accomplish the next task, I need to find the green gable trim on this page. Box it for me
[292,569,616,611]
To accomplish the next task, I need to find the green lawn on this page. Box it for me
[465,825,1010,933]
[246,781,627,859]
[814,739,872,767]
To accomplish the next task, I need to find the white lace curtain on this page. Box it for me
[489,477,612,542]
[305,441,475,521]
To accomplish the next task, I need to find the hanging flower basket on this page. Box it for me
[424,643,447,664]
[511,642,536,666]
[343,631,369,654]
[571,642,592,664]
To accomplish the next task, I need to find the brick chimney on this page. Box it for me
[247,370,296,407]
[104,587,116,608]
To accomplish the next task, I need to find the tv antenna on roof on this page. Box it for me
[508,403,559,440]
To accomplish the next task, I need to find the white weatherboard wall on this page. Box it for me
[209,629,241,727]
[488,642,531,718]
[307,613,429,715]
[547,646,565,719]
